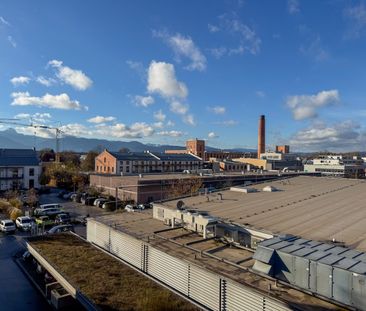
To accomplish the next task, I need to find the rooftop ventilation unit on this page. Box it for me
[263,186,278,192]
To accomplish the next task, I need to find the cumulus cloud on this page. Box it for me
[133,95,155,107]
[7,35,16,47]
[208,132,218,139]
[153,109,166,122]
[287,0,300,15]
[14,112,52,123]
[170,101,189,115]
[147,61,188,98]
[290,120,365,151]
[209,106,226,114]
[183,114,196,126]
[157,130,183,137]
[10,76,30,86]
[11,92,87,110]
[48,59,92,90]
[209,13,261,57]
[286,89,340,120]
[87,116,116,123]
[153,30,207,71]
[36,76,56,87]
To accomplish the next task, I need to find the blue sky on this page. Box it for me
[1,0,366,151]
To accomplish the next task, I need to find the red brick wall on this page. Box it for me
[94,151,117,174]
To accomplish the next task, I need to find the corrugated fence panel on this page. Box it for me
[109,228,143,269]
[189,265,220,311]
[226,280,264,311]
[94,221,110,251]
[86,219,96,244]
[147,247,189,296]
[263,297,292,311]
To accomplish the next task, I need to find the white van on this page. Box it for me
[39,203,62,210]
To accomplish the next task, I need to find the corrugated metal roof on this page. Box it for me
[0,149,39,166]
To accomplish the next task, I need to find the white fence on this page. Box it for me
[87,219,293,311]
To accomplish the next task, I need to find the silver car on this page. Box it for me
[0,219,16,233]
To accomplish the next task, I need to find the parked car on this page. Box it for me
[34,207,63,218]
[15,216,33,231]
[0,219,16,233]
[97,199,107,208]
[55,213,71,225]
[36,216,54,227]
[63,192,76,200]
[71,193,82,203]
[94,198,106,207]
[125,204,137,212]
[46,224,74,234]
[84,197,96,206]
[39,203,63,210]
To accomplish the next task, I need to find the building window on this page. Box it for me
[126,166,130,173]
[29,168,34,176]
[112,167,114,173]
[108,167,110,172]
[96,165,99,171]
[104,157,106,163]
[104,166,106,172]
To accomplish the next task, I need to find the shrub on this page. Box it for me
[9,208,23,221]
[9,198,22,209]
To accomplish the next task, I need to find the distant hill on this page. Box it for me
[0,129,256,153]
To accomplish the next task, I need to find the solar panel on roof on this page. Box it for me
[341,249,363,259]
[305,250,330,261]
[334,258,360,270]
[318,254,344,265]
[277,244,304,254]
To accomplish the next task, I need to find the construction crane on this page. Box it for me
[0,119,63,162]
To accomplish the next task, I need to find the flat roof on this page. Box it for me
[158,176,366,251]
[93,213,344,310]
[27,233,199,311]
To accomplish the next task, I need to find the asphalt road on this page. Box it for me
[0,190,110,310]
[0,231,50,311]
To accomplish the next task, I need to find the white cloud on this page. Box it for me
[87,116,116,123]
[153,30,207,71]
[157,130,183,137]
[166,120,175,127]
[209,47,227,59]
[10,76,30,86]
[36,76,56,87]
[214,120,239,126]
[208,24,220,33]
[0,16,10,26]
[209,13,261,57]
[11,92,87,110]
[287,0,300,15]
[170,101,189,115]
[153,109,166,122]
[209,106,226,114]
[153,122,164,129]
[7,36,16,48]
[133,95,155,107]
[183,114,196,126]
[14,112,52,124]
[147,61,188,98]
[290,120,365,151]
[48,59,92,90]
[344,3,366,38]
[300,35,329,62]
[208,132,218,139]
[126,60,146,79]
[286,89,340,120]
[256,91,266,98]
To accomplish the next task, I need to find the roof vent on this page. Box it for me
[176,200,185,210]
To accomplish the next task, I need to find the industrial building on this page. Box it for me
[94,149,203,175]
[304,155,365,178]
[0,148,40,191]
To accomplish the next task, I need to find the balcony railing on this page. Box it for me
[0,174,24,180]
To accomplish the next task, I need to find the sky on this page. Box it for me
[1,0,366,151]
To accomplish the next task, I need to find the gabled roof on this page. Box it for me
[0,149,40,166]
[150,152,202,161]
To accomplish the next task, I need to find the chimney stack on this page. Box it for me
[258,115,265,158]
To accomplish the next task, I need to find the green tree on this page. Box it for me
[39,148,55,162]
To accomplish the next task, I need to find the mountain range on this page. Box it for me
[0,129,256,153]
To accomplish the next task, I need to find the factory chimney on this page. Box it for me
[258,115,265,158]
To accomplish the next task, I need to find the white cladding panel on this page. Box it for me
[86,219,96,243]
[189,265,220,311]
[109,228,143,269]
[226,280,263,311]
[94,221,110,251]
[147,247,189,295]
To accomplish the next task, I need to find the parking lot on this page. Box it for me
[0,189,114,310]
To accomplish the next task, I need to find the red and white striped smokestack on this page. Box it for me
[258,115,265,158]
